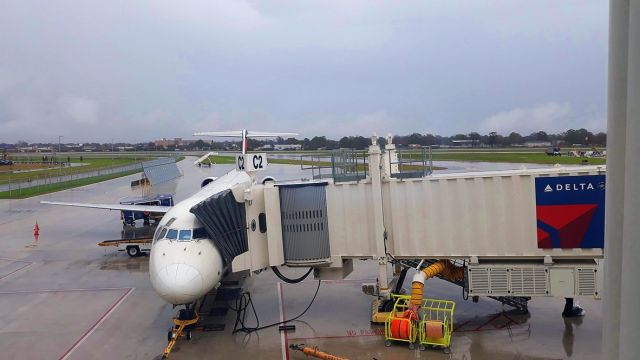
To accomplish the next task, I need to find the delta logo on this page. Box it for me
[535,175,605,249]
[543,182,605,193]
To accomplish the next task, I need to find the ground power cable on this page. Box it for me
[229,277,321,334]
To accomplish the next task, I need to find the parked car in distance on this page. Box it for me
[545,147,561,156]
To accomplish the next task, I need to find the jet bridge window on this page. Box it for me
[166,229,178,240]
[178,230,192,241]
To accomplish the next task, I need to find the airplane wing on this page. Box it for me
[246,131,299,138]
[192,131,299,138]
[40,201,172,213]
[193,131,243,137]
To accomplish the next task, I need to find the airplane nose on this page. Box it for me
[155,263,204,304]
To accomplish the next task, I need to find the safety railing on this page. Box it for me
[300,149,368,182]
[389,146,433,179]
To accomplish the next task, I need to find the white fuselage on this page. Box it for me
[149,170,251,305]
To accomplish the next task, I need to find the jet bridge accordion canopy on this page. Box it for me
[190,189,248,265]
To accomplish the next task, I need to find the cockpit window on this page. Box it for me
[154,227,167,243]
[165,218,177,227]
[178,230,192,241]
[193,228,207,239]
[166,229,178,240]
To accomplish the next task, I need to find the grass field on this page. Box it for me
[0,169,142,199]
[0,155,155,185]
[0,155,185,199]
[428,152,606,165]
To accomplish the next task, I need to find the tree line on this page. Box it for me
[261,128,606,151]
[2,128,606,152]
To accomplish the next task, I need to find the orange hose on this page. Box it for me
[422,260,446,278]
[410,260,464,306]
[440,260,465,282]
[301,347,349,360]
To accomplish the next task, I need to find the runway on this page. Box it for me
[0,159,603,359]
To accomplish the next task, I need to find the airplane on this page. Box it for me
[41,130,298,308]
[193,130,299,155]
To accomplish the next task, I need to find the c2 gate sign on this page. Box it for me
[534,174,605,249]
[236,153,268,172]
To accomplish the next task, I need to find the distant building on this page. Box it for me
[154,138,197,149]
[18,146,37,152]
[273,144,302,151]
[451,139,480,148]
[525,141,552,147]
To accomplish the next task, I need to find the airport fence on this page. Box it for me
[0,163,144,199]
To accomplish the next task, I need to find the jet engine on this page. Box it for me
[200,177,218,188]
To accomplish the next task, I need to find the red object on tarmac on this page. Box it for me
[33,221,40,237]
[390,318,411,340]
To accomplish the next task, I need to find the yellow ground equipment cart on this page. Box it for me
[418,298,455,351]
[384,295,418,349]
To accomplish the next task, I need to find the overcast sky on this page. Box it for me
[0,1,608,143]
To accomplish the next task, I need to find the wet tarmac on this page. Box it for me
[0,159,602,359]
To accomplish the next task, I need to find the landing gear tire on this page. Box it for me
[126,246,140,257]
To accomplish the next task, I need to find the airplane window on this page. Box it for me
[193,228,207,239]
[166,218,177,227]
[154,227,167,243]
[178,230,192,241]
[166,229,178,240]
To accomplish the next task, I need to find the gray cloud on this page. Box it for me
[0,0,608,142]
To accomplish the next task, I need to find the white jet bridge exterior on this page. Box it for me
[223,137,605,303]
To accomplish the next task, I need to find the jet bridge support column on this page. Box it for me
[369,136,390,299]
[604,2,640,359]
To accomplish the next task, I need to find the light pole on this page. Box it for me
[58,135,64,180]
[111,139,114,172]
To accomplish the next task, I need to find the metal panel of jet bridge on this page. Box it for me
[279,183,331,264]
[142,157,181,185]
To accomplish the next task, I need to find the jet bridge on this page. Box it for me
[225,136,605,301]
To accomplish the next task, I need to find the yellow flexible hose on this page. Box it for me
[410,281,424,305]
[410,260,464,306]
